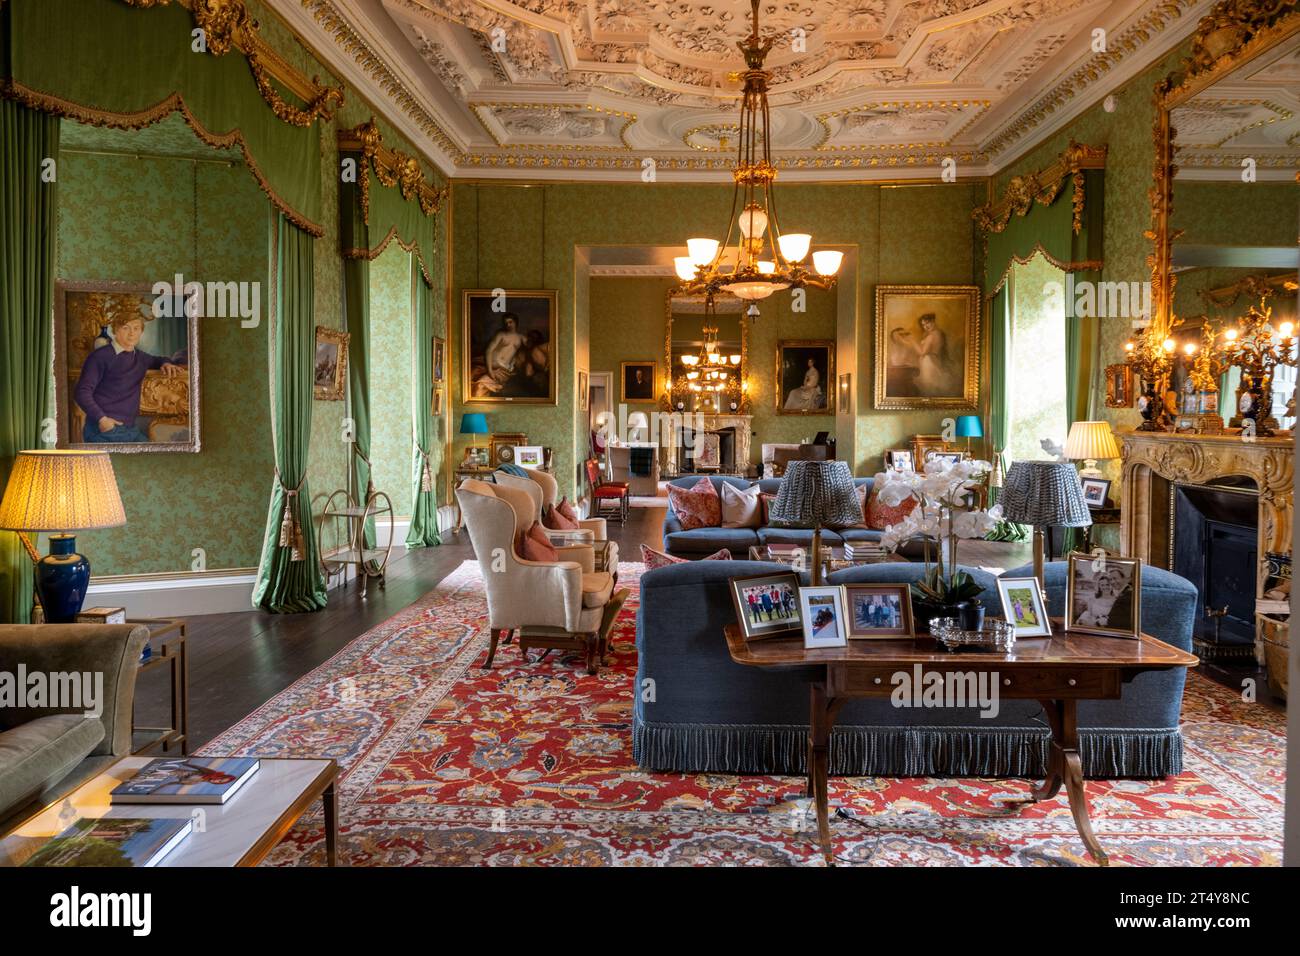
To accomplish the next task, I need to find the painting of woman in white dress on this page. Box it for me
[776,340,834,414]
[874,286,980,409]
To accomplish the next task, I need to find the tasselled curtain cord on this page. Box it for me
[417,445,434,493]
[353,445,376,501]
[275,468,307,562]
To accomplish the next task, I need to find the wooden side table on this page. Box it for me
[724,622,1197,866]
[131,617,189,756]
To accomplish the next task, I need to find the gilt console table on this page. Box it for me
[724,622,1198,866]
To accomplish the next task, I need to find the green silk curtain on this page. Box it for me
[407,273,441,547]
[253,214,327,613]
[2,0,323,233]
[987,285,1011,478]
[0,99,57,624]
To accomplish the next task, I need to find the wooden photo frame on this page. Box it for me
[1080,477,1111,509]
[314,326,350,401]
[776,339,834,414]
[844,584,914,639]
[874,285,980,409]
[1065,552,1142,639]
[997,577,1052,638]
[729,572,803,641]
[799,585,850,649]
[54,280,202,453]
[462,289,557,405]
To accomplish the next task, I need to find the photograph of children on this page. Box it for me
[997,577,1053,637]
[886,449,915,472]
[462,290,556,404]
[54,281,200,452]
[799,586,849,649]
[1065,553,1141,638]
[1080,477,1111,508]
[845,584,914,638]
[728,572,802,639]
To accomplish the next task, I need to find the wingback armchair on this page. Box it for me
[493,466,618,572]
[456,478,628,673]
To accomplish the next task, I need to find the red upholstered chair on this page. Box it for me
[586,458,629,525]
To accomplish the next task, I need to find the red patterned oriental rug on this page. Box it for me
[200,562,1286,866]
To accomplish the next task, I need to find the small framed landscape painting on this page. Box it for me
[1065,552,1142,639]
[729,572,802,640]
[997,577,1052,638]
[844,584,913,639]
[54,280,201,453]
[314,326,349,401]
[776,340,834,414]
[799,586,849,649]
[462,289,557,405]
[1080,477,1111,509]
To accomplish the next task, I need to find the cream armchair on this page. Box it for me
[456,479,628,674]
[493,467,619,572]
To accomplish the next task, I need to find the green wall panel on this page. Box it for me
[369,244,414,517]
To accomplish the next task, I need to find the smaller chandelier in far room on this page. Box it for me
[673,0,842,303]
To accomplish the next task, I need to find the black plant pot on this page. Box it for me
[958,601,985,631]
[913,601,965,635]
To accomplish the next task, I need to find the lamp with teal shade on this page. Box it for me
[955,415,983,455]
[459,413,489,469]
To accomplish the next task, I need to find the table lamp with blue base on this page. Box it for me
[0,450,126,623]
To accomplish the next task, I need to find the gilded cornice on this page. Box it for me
[973,141,1107,237]
[120,0,343,126]
[339,119,449,221]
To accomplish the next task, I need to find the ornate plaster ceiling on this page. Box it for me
[1172,37,1300,179]
[275,0,1218,179]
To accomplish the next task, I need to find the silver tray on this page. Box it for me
[930,618,1016,652]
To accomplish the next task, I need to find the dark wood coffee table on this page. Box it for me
[724,621,1198,865]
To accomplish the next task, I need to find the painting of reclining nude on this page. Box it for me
[54,280,200,453]
[462,289,556,405]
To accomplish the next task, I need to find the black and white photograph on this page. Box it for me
[799,586,849,649]
[845,584,913,638]
[1065,552,1141,638]
[728,572,802,640]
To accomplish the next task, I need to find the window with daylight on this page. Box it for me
[1006,254,1068,466]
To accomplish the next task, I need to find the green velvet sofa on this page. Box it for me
[0,623,148,829]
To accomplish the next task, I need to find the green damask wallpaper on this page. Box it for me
[368,244,415,518]
[453,181,981,495]
[56,137,273,576]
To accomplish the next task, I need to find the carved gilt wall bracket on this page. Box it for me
[339,120,449,225]
[972,140,1107,240]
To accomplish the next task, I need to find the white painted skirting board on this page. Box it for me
[87,519,412,618]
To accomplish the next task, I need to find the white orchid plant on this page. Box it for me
[874,457,1001,608]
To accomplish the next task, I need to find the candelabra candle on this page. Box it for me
[1124,324,1178,431]
[1213,294,1296,436]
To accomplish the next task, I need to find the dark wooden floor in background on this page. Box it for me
[136,504,669,749]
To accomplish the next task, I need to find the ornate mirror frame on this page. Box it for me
[1148,2,1300,332]
[661,288,751,413]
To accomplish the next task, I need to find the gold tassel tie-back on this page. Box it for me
[276,471,307,562]
[419,446,433,494]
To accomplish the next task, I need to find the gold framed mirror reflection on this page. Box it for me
[662,289,751,414]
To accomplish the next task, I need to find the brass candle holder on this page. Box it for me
[1214,294,1296,437]
[1123,326,1178,431]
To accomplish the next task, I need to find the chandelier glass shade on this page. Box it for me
[677,0,841,302]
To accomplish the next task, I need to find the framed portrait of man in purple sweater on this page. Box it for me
[54,280,201,453]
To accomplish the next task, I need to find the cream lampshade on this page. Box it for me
[1063,421,1120,478]
[0,450,126,623]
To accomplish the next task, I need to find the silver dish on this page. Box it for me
[930,618,1017,652]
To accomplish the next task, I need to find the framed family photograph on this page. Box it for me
[997,577,1052,638]
[799,586,849,649]
[1065,552,1142,638]
[886,449,915,472]
[928,450,965,467]
[776,339,834,414]
[514,445,544,469]
[432,336,445,384]
[462,289,556,405]
[1080,477,1112,509]
[621,361,656,403]
[729,572,802,640]
[53,280,201,453]
[314,326,349,401]
[844,584,914,638]
[875,285,980,409]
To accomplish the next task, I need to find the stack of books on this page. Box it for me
[844,542,887,561]
[110,757,260,805]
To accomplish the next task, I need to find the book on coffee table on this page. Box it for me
[110,757,260,805]
[22,816,191,867]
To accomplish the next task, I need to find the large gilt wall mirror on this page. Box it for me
[662,290,750,414]
[1149,3,1300,429]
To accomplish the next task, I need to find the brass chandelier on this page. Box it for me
[674,0,843,302]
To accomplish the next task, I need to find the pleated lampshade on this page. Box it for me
[1063,421,1120,462]
[999,461,1092,528]
[0,450,126,532]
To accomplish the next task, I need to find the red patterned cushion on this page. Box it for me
[543,498,579,530]
[866,485,918,530]
[556,496,579,523]
[640,544,731,569]
[516,522,559,562]
[667,478,721,531]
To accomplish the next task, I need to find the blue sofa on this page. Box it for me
[633,559,1197,779]
[663,475,887,557]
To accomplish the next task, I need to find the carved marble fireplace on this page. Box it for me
[1120,431,1293,673]
[658,413,754,476]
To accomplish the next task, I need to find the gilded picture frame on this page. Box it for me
[874,284,980,410]
[462,289,557,405]
[775,339,834,415]
[53,279,202,453]
[314,326,349,401]
[1104,363,1133,407]
[621,361,657,404]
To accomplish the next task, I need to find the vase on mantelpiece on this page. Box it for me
[1233,373,1275,437]
[1136,380,1164,431]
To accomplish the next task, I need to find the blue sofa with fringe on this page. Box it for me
[632,559,1197,779]
[663,475,886,557]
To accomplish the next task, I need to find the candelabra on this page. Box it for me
[1123,325,1178,431]
[1213,294,1295,436]
[1182,323,1230,434]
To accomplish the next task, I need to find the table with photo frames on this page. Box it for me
[723,620,1197,866]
